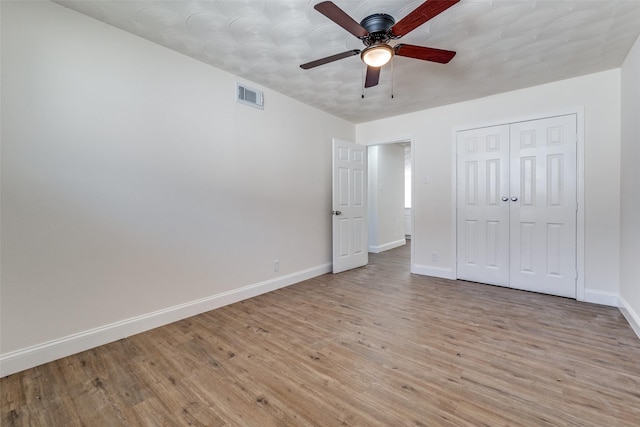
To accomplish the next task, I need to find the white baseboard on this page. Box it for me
[0,263,331,378]
[411,264,455,280]
[583,288,619,307]
[368,238,406,254]
[618,295,640,340]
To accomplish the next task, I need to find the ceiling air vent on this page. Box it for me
[236,83,264,109]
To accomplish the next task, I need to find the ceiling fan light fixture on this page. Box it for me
[361,44,394,67]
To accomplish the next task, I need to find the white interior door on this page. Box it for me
[456,125,511,286]
[510,115,577,298]
[456,115,577,298]
[332,138,368,273]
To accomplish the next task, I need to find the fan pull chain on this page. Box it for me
[361,63,365,98]
[391,58,394,99]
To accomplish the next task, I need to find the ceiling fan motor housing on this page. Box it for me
[360,13,395,45]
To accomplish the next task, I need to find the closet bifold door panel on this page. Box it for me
[509,115,577,298]
[456,125,511,287]
[456,114,577,298]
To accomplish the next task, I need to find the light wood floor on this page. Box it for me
[2,243,640,426]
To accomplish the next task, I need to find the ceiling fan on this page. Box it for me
[300,0,459,88]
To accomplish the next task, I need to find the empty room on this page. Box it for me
[1,0,639,425]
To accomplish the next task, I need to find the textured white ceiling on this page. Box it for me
[53,0,640,123]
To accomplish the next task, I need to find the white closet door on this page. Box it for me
[456,125,510,286]
[509,115,577,298]
[456,114,577,299]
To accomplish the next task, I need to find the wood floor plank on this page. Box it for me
[2,243,640,426]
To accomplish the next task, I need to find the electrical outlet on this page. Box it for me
[273,260,280,272]
[431,252,438,263]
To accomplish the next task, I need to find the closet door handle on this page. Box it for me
[501,197,509,202]
[511,197,518,202]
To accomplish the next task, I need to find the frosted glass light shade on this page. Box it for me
[361,44,394,67]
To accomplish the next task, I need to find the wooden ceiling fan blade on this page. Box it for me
[314,1,369,38]
[391,0,460,37]
[364,66,381,88]
[394,44,456,63]
[300,50,361,69]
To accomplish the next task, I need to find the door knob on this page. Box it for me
[332,210,342,216]
[511,197,518,202]
[501,197,509,202]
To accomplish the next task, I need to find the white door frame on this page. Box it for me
[361,134,415,272]
[451,108,585,301]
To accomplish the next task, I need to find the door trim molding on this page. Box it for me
[451,107,585,301]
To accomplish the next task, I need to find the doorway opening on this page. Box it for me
[367,140,412,269]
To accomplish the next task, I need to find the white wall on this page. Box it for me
[403,145,412,237]
[367,144,406,253]
[367,146,380,249]
[619,35,640,336]
[0,1,354,375]
[356,70,621,305]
